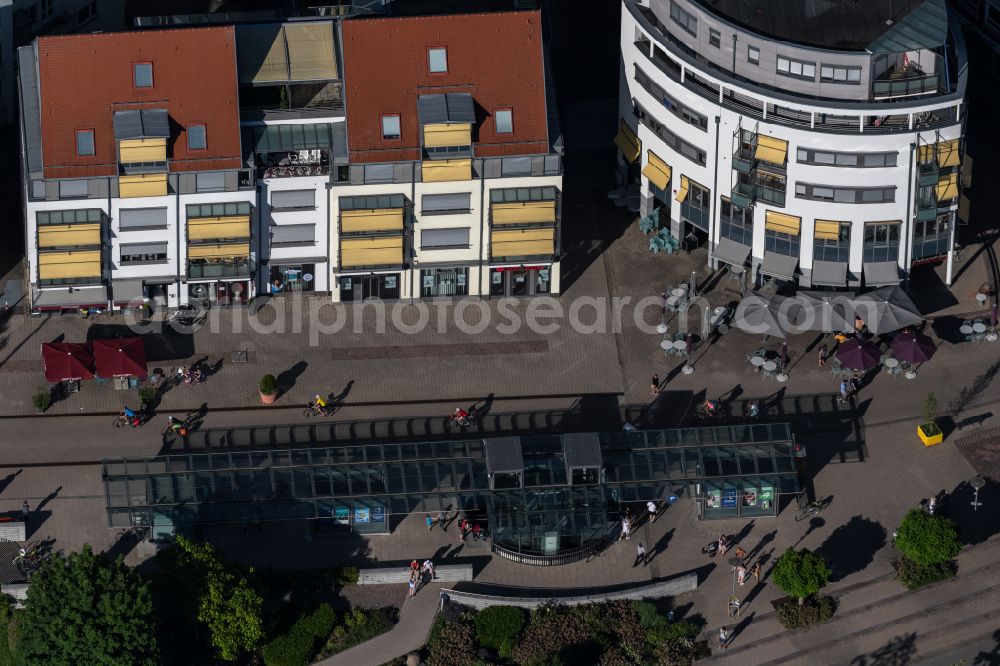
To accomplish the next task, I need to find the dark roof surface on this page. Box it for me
[417,93,476,125]
[113,109,170,140]
[37,26,243,179]
[693,0,944,51]
[341,10,549,163]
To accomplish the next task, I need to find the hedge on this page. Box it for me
[262,604,336,666]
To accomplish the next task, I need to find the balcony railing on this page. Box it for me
[260,164,330,179]
[872,75,939,100]
[912,233,951,262]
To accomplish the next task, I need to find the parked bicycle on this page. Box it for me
[795,497,832,521]
[13,542,50,577]
[446,406,477,429]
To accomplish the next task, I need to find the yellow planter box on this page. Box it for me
[918,423,942,447]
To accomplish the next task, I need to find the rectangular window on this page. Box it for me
[119,207,168,230]
[421,267,469,297]
[709,29,721,48]
[495,108,513,134]
[421,227,470,249]
[813,221,851,262]
[120,242,168,265]
[37,209,103,225]
[797,148,897,168]
[777,56,816,80]
[501,156,532,176]
[59,180,89,198]
[381,114,401,140]
[422,192,471,215]
[186,202,252,218]
[796,182,895,203]
[76,130,94,157]
[195,172,225,193]
[489,186,558,203]
[187,124,206,151]
[133,63,153,88]
[339,194,405,211]
[748,46,759,65]
[820,64,862,84]
[428,47,448,73]
[271,189,316,210]
[270,224,315,246]
[633,101,706,165]
[633,67,708,131]
[363,164,394,184]
[669,1,697,36]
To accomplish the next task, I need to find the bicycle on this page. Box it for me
[113,409,144,429]
[117,524,148,543]
[794,497,832,521]
[162,418,190,437]
[445,406,478,430]
[303,402,335,418]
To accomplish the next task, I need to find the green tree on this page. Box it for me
[772,548,831,605]
[18,545,158,665]
[896,509,961,566]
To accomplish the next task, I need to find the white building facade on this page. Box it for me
[618,0,967,289]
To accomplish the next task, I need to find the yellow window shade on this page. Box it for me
[422,159,472,183]
[936,139,960,168]
[918,144,934,164]
[935,172,958,201]
[284,23,338,81]
[491,201,557,225]
[246,26,290,83]
[423,124,472,149]
[187,243,250,259]
[814,220,844,241]
[119,138,166,164]
[754,135,788,166]
[341,208,404,233]
[642,151,672,191]
[188,216,251,241]
[765,210,801,235]
[613,120,640,163]
[119,173,167,198]
[340,236,403,267]
[491,228,555,257]
[38,223,100,248]
[675,176,690,202]
[38,251,101,279]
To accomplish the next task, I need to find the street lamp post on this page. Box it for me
[970,476,985,512]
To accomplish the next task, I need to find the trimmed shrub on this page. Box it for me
[473,605,526,657]
[895,509,961,567]
[426,619,476,666]
[259,374,278,395]
[772,548,831,605]
[139,386,159,405]
[262,604,336,666]
[321,607,397,657]
[892,556,956,590]
[334,566,359,586]
[775,596,836,629]
[31,391,51,413]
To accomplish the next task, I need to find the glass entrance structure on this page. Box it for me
[103,423,800,564]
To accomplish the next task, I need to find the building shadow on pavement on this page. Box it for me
[817,516,887,583]
[276,361,308,399]
[849,632,917,666]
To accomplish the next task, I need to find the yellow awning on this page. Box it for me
[613,120,640,163]
[491,228,555,258]
[754,135,788,166]
[188,215,251,241]
[38,223,101,248]
[340,236,403,267]
[491,201,557,225]
[38,250,101,279]
[119,138,166,164]
[119,173,167,199]
[423,124,472,149]
[813,220,844,241]
[765,210,801,236]
[422,159,472,183]
[284,22,338,81]
[675,175,690,202]
[187,243,250,259]
[642,150,672,191]
[917,144,934,163]
[935,172,958,201]
[240,25,290,83]
[341,208,404,233]
[936,139,960,168]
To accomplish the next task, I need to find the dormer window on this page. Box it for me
[495,109,513,134]
[381,114,401,140]
[428,47,448,74]
[76,130,95,156]
[133,63,153,88]
[187,124,207,150]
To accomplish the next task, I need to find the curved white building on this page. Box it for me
[618,0,966,288]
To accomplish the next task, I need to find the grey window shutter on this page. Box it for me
[544,155,561,175]
[271,190,316,209]
[225,171,239,191]
[349,165,364,184]
[271,224,316,244]
[364,164,394,183]
[422,193,471,213]
[484,159,501,179]
[119,208,168,229]
[531,156,545,176]
[501,157,531,176]
[45,181,59,200]
[393,163,412,183]
[59,180,89,197]
[178,174,197,195]
[197,172,226,192]
[121,242,168,255]
[421,227,470,248]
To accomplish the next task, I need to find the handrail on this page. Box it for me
[491,532,612,566]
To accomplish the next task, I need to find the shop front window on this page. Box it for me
[421,267,468,298]
[269,264,316,294]
[490,266,550,297]
[340,273,400,301]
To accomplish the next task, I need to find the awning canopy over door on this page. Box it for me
[863,261,900,287]
[713,237,751,268]
[119,173,167,198]
[614,121,640,163]
[38,251,102,280]
[765,210,801,235]
[491,228,555,258]
[761,251,799,280]
[421,159,471,183]
[675,176,690,202]
[811,260,848,287]
[642,150,671,190]
[813,220,844,241]
[340,236,404,267]
[936,139,960,168]
[754,135,788,166]
[491,201,557,225]
[935,172,958,201]
[423,124,472,148]
[37,223,100,248]
[32,286,107,309]
[119,138,166,164]
[341,208,404,233]
[188,216,251,241]
[187,243,250,259]
[112,278,145,304]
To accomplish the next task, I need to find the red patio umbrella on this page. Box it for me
[835,338,881,371]
[41,342,95,382]
[93,337,147,378]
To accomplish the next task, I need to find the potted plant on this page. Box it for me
[917,392,942,446]
[259,374,279,405]
[31,389,52,414]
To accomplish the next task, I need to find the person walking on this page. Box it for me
[736,564,747,586]
[650,374,660,396]
[20,501,29,523]
[422,559,435,580]
[734,546,747,562]
[634,542,648,567]
[436,511,447,532]
[471,523,482,541]
[849,374,860,398]
[818,344,828,367]
[718,534,729,556]
[409,559,420,575]
[750,561,762,583]
[646,500,658,524]
[408,573,417,598]
[458,518,469,542]
[719,626,729,651]
[425,514,435,531]
[839,379,850,404]
[619,517,632,541]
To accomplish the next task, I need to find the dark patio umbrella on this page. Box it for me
[93,337,147,378]
[734,292,804,339]
[890,333,936,364]
[41,342,94,382]
[851,286,922,335]
[835,338,881,370]
[794,291,854,333]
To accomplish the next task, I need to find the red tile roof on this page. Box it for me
[37,27,242,179]
[342,11,550,164]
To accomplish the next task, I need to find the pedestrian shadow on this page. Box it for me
[36,486,62,512]
[330,380,354,405]
[0,469,22,495]
[746,529,776,561]
[733,520,755,547]
[274,361,308,399]
[649,527,675,560]
[972,627,1000,665]
[730,611,756,643]
[794,516,827,547]
[471,393,496,419]
[818,516,886,582]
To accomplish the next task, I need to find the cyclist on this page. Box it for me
[122,406,142,427]
[698,400,718,418]
[451,407,470,426]
[192,366,206,384]
[166,416,186,435]
[311,394,330,415]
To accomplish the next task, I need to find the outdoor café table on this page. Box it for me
[884,357,900,369]
[750,356,766,368]
[973,322,988,334]
[959,324,974,335]
[762,360,777,374]
[667,295,680,307]
[673,340,688,351]
[671,288,687,298]
[660,339,674,351]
